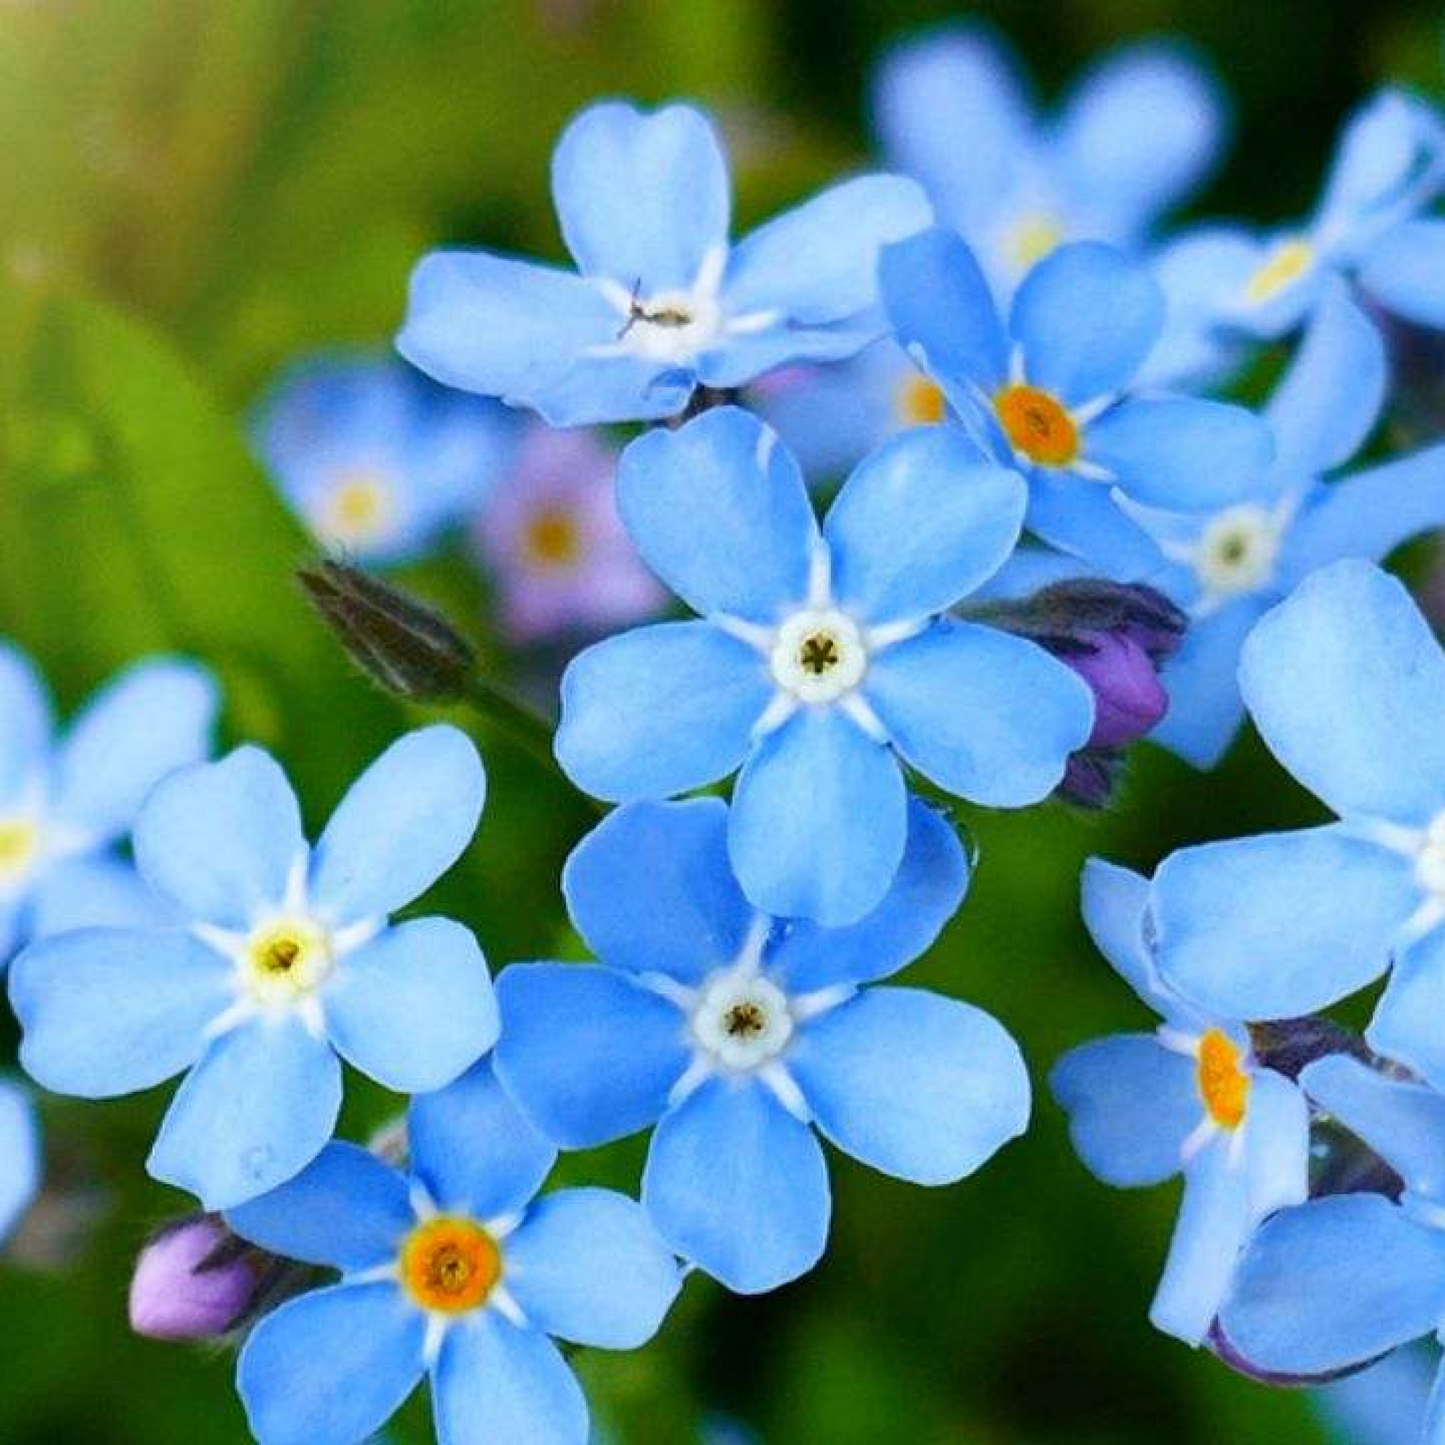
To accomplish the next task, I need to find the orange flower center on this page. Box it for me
[399,1217,501,1314]
[896,373,947,426]
[994,384,1079,467]
[1197,1028,1251,1130]
[523,506,583,570]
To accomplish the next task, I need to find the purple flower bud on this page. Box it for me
[128,1216,262,1341]
[1057,748,1121,810]
[1061,631,1170,748]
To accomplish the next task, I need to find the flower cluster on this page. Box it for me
[13,18,1445,1445]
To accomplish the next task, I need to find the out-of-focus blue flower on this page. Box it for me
[1315,1345,1436,1445]
[397,100,932,428]
[251,353,515,565]
[10,726,496,1211]
[0,644,218,963]
[1160,89,1445,347]
[474,424,664,644]
[228,1061,680,1445]
[872,25,1226,300]
[1012,282,1445,769]
[881,230,1273,576]
[553,406,1094,927]
[494,797,1029,1294]
[0,1079,39,1246]
[1150,562,1445,1093]
[1221,1054,1445,1419]
[1052,858,1309,1345]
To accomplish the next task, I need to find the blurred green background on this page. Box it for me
[1,1,1441,1441]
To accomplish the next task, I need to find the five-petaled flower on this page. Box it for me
[9,726,496,1210]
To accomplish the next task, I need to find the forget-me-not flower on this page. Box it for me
[872,25,1226,300]
[0,644,217,962]
[10,726,496,1210]
[1151,561,1445,1095]
[553,406,1094,927]
[1052,858,1309,1345]
[398,100,932,427]
[0,1080,39,1246]
[1220,1053,1445,1420]
[252,353,515,564]
[494,797,1029,1294]
[880,229,1274,575]
[229,1061,680,1445]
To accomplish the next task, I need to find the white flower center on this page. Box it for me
[1416,813,1445,898]
[319,470,397,547]
[241,915,335,1006]
[769,608,868,704]
[0,815,39,890]
[691,973,794,1072]
[617,285,725,365]
[1244,237,1315,306]
[1194,505,1281,597]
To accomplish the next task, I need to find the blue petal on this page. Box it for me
[1151,597,1269,771]
[1149,1138,1254,1345]
[238,1283,425,1445]
[768,796,968,993]
[1302,1051,1445,1202]
[0,642,52,803]
[1152,826,1417,1019]
[1368,927,1445,1097]
[1243,1068,1310,1218]
[560,799,755,986]
[1239,560,1445,826]
[615,408,817,624]
[1050,1034,1197,1187]
[1221,1194,1445,1375]
[1317,1349,1439,1445]
[1011,243,1164,404]
[1282,442,1445,584]
[791,987,1030,1184]
[408,1060,556,1221]
[1022,472,1168,577]
[642,1076,829,1294]
[52,658,217,846]
[824,426,1025,624]
[432,1312,587,1445]
[1086,397,1271,510]
[694,315,885,392]
[28,855,176,936]
[504,1188,680,1347]
[226,1142,413,1271]
[148,1017,342,1210]
[728,705,906,928]
[133,747,306,929]
[879,228,1009,402]
[864,621,1094,806]
[723,175,932,324]
[493,963,687,1150]
[551,102,729,291]
[1361,219,1445,327]
[1141,226,1256,388]
[10,927,231,1098]
[1079,857,1194,1021]
[556,622,769,802]
[324,918,497,1093]
[397,250,691,429]
[1264,281,1385,477]
[1054,43,1225,237]
[0,1081,39,1243]
[310,727,485,926]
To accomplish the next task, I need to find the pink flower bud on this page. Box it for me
[128,1216,260,1341]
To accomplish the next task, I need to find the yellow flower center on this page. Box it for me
[1006,212,1065,271]
[1197,1028,1251,1130]
[323,472,394,544]
[523,506,583,570]
[0,817,38,883]
[895,373,947,427]
[400,1217,502,1314]
[994,384,1080,467]
[1244,240,1315,305]
[243,917,333,1004]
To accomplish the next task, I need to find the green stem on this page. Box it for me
[462,674,603,810]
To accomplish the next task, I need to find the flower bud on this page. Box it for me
[298,560,475,701]
[128,1216,265,1341]
[1061,632,1170,748]
[1057,748,1121,810]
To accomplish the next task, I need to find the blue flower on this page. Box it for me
[1219,1053,1445,1413]
[228,1061,680,1445]
[9,726,496,1210]
[872,25,1226,299]
[1315,1345,1436,1445]
[0,1079,40,1246]
[251,352,516,565]
[1160,89,1445,344]
[493,796,1030,1295]
[0,644,218,962]
[1148,560,1445,1095]
[553,406,1094,927]
[880,229,1274,576]
[396,100,932,427]
[1051,858,1309,1345]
